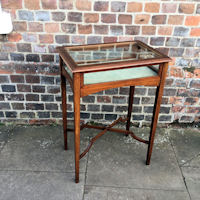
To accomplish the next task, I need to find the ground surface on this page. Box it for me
[0,124,199,200]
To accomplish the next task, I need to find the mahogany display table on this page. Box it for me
[57,41,171,183]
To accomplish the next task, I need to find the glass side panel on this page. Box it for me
[65,42,162,66]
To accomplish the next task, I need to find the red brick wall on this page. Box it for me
[0,0,200,125]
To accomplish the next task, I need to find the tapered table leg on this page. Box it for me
[60,57,67,150]
[146,63,168,165]
[73,73,81,183]
[126,86,135,133]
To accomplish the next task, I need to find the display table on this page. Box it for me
[57,40,171,183]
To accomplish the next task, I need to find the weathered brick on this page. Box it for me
[20,112,35,118]
[0,103,10,110]
[185,16,200,26]
[29,22,43,32]
[102,105,113,112]
[51,112,62,118]
[45,23,59,33]
[82,96,95,103]
[6,94,24,101]
[84,13,99,23]
[55,35,69,44]
[24,0,40,9]
[17,43,31,52]
[35,11,50,21]
[26,54,40,62]
[41,0,57,9]
[190,80,200,88]
[91,114,103,120]
[127,2,142,12]
[76,0,91,11]
[169,48,184,57]
[32,85,45,93]
[190,28,200,37]
[52,12,66,21]
[47,86,60,94]
[0,53,9,61]
[180,116,194,123]
[105,114,117,120]
[142,26,156,35]
[152,15,166,24]
[0,76,9,83]
[175,58,189,66]
[61,24,76,33]
[13,22,27,32]
[2,85,16,92]
[26,94,39,101]
[80,113,90,119]
[179,3,195,14]
[158,27,172,36]
[197,4,200,14]
[126,26,140,35]
[170,67,183,77]
[132,115,144,120]
[144,106,153,113]
[163,88,176,96]
[184,97,198,105]
[118,15,132,24]
[135,14,150,24]
[110,26,123,35]
[102,14,116,23]
[168,15,184,25]
[33,45,46,53]
[78,25,92,34]
[26,103,44,110]
[111,2,125,12]
[68,12,82,22]
[18,10,34,21]
[22,33,37,43]
[94,1,108,11]
[87,36,102,44]
[10,75,24,83]
[97,96,111,103]
[26,75,40,84]
[88,105,100,112]
[104,37,117,43]
[162,3,177,13]
[165,37,180,47]
[159,115,171,122]
[59,0,73,9]
[2,0,22,9]
[38,112,50,118]
[180,38,195,47]
[8,33,22,42]
[113,96,126,104]
[5,112,17,118]
[45,103,58,110]
[150,37,165,46]
[41,55,54,62]
[94,25,108,35]
[17,84,31,92]
[145,3,160,13]
[12,103,24,110]
[39,34,53,44]
[71,36,85,44]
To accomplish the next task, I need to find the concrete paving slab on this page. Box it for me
[0,125,89,173]
[86,127,185,190]
[0,171,84,200]
[182,167,200,200]
[169,128,200,166]
[0,125,13,151]
[84,186,190,200]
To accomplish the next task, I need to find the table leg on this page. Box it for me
[73,73,81,183]
[126,86,135,133]
[60,57,67,150]
[146,63,168,165]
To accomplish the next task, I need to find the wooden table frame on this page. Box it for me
[57,41,171,183]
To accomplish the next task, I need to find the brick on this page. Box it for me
[184,97,198,105]
[26,103,44,110]
[104,37,117,43]
[41,76,54,84]
[190,80,200,88]
[97,96,111,103]
[156,47,169,55]
[94,25,108,35]
[22,33,37,43]
[145,3,160,13]
[159,115,171,122]
[87,36,101,44]
[82,96,95,103]
[142,97,154,104]
[135,14,150,24]
[45,23,59,33]
[179,3,195,14]
[41,0,57,9]
[105,88,118,95]
[20,112,35,118]
[105,114,117,120]
[185,16,200,26]
[68,12,82,22]
[59,0,73,9]
[10,75,24,83]
[2,85,16,92]
[26,75,40,83]
[162,3,177,13]
[80,113,90,119]
[170,67,183,77]
[51,112,62,118]
[152,15,166,24]
[197,4,200,14]
[1,0,22,9]
[26,94,39,101]
[111,2,125,12]
[13,22,27,32]
[163,88,176,96]
[61,23,77,33]
[71,36,85,44]
[47,86,60,94]
[102,14,116,23]
[113,96,126,104]
[127,2,142,12]
[134,37,148,44]
[0,103,10,110]
[35,11,50,21]
[165,37,180,47]
[88,105,100,112]
[38,112,50,118]
[6,94,24,101]
[187,107,200,114]
[180,38,195,47]
[17,84,31,92]
[168,15,184,25]
[94,1,108,11]
[39,34,53,44]
[84,13,99,23]
[110,26,123,35]
[118,15,132,24]
[24,0,39,9]
[12,103,24,110]
[29,22,43,32]
[150,37,165,46]
[0,53,8,61]
[144,106,153,113]
[5,112,17,118]
[52,12,66,21]
[1,43,16,52]
[33,45,46,53]
[132,115,144,120]
[91,114,103,120]
[41,55,54,62]
[76,0,91,11]
[158,26,172,36]
[18,10,34,21]
[46,103,58,110]
[176,58,189,66]
[8,33,22,42]
[142,26,156,35]
[26,54,40,62]
[190,28,200,37]
[115,106,127,112]
[78,25,92,34]
[32,85,45,93]
[102,105,113,112]
[0,76,9,83]
[174,27,189,37]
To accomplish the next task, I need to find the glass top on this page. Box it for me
[57,41,171,73]
[66,42,162,66]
